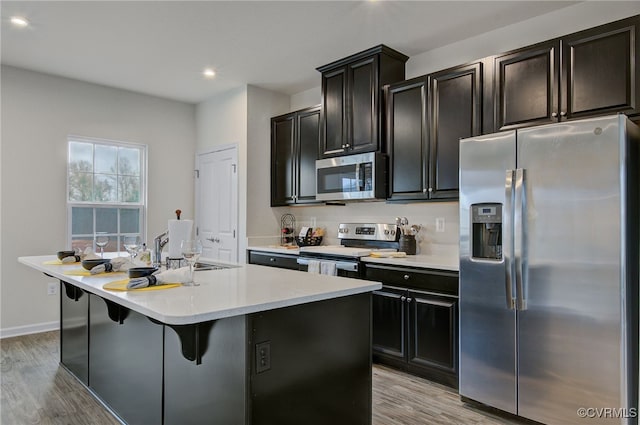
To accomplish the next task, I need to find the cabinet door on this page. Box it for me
[271,114,295,206]
[386,78,429,201]
[408,290,457,375]
[562,16,639,119]
[349,56,379,154]
[321,66,348,157]
[494,40,560,130]
[89,295,164,425]
[372,286,407,361]
[429,63,482,199]
[296,107,320,203]
[60,281,88,385]
[248,251,299,270]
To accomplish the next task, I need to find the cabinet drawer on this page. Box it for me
[248,251,299,270]
[365,264,458,296]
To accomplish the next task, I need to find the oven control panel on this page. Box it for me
[337,223,399,241]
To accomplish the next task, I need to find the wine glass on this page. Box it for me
[123,235,141,263]
[95,232,109,258]
[181,239,202,286]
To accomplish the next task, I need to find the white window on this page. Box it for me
[67,136,147,253]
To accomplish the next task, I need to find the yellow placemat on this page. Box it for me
[369,251,408,258]
[63,269,126,277]
[103,279,181,292]
[44,259,78,265]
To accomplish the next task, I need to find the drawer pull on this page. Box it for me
[403,274,410,280]
[270,258,276,262]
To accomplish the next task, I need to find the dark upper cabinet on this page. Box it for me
[386,77,429,201]
[562,16,639,120]
[429,62,482,199]
[271,105,321,206]
[386,62,482,201]
[493,40,559,131]
[317,45,408,158]
[491,15,639,131]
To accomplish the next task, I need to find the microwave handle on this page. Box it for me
[357,164,365,191]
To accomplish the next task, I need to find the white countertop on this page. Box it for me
[248,245,459,272]
[361,254,458,272]
[247,245,300,254]
[19,255,381,325]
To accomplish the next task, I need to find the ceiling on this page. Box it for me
[1,1,580,104]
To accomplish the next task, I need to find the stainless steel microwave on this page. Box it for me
[315,152,387,201]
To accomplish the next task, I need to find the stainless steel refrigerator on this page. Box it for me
[459,114,639,425]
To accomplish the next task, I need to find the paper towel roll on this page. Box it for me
[168,219,193,258]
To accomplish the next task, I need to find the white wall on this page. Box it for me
[0,65,196,336]
[279,2,640,253]
[196,85,290,259]
[246,86,290,249]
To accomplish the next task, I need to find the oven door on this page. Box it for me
[296,257,361,279]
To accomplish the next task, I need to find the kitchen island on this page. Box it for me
[19,255,381,425]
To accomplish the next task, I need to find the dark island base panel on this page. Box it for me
[59,279,372,425]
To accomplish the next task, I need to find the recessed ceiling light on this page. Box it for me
[203,68,216,79]
[10,16,29,28]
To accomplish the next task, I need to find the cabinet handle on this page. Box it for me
[406,297,413,303]
[270,258,276,262]
[551,112,558,118]
[560,111,566,117]
[423,188,427,193]
[428,188,433,193]
[345,143,350,148]
[400,296,407,302]
[403,274,410,280]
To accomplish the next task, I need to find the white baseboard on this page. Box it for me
[0,321,59,339]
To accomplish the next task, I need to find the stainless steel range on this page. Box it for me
[296,223,400,278]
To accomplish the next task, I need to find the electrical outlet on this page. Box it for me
[255,341,271,373]
[47,281,59,296]
[435,217,446,233]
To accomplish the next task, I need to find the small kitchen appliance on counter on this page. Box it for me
[296,223,400,278]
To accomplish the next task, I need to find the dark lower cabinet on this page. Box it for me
[371,286,406,361]
[408,290,457,376]
[248,250,299,270]
[60,281,88,385]
[89,294,164,425]
[366,264,458,388]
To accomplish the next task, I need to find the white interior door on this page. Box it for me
[195,146,238,262]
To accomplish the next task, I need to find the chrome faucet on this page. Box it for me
[153,230,169,267]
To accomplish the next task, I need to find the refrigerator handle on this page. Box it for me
[504,170,516,310]
[514,168,528,310]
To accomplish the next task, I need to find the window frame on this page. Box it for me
[66,135,148,252]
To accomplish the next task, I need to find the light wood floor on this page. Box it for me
[1,331,529,425]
